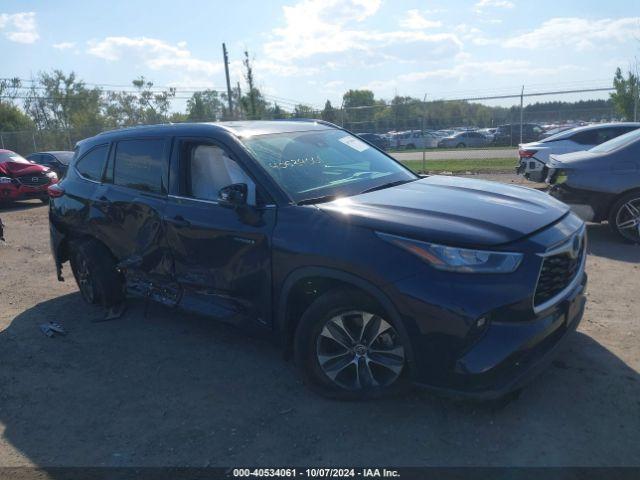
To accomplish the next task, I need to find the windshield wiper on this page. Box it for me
[359,179,417,195]
[297,195,339,206]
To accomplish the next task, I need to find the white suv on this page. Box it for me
[517,123,640,182]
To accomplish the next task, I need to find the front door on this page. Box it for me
[164,137,276,327]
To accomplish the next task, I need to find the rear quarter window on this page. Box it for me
[76,145,109,182]
[113,138,167,194]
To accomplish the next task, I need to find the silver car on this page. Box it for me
[437,130,490,148]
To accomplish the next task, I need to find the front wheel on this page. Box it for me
[608,192,640,244]
[294,289,408,399]
[456,142,466,148]
[69,239,124,306]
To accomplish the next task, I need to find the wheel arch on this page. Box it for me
[276,267,415,369]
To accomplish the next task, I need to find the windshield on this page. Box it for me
[54,152,74,165]
[590,128,640,154]
[0,152,30,164]
[241,129,416,203]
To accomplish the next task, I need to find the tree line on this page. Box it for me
[0,56,637,153]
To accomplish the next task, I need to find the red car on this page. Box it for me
[0,149,58,203]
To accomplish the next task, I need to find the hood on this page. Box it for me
[318,176,568,247]
[0,161,49,177]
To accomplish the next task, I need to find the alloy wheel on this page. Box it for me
[615,197,640,242]
[316,310,405,391]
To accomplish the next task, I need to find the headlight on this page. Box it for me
[377,232,523,273]
[0,177,12,184]
[45,171,58,179]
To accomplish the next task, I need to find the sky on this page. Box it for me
[0,0,639,110]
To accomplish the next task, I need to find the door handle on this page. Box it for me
[169,215,191,228]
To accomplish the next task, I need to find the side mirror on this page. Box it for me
[218,183,248,206]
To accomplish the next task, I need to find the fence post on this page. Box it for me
[519,85,524,145]
[0,133,4,149]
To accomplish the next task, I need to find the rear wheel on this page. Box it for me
[608,192,640,244]
[69,239,124,306]
[294,289,408,399]
[456,142,466,148]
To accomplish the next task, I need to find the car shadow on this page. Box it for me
[1,293,639,468]
[587,223,640,263]
[0,199,46,212]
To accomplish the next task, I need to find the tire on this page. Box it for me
[456,143,466,148]
[40,197,49,204]
[294,288,409,400]
[405,144,416,150]
[608,191,640,244]
[69,239,124,306]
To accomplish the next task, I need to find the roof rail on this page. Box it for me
[282,118,341,129]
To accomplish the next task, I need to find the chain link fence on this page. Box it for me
[0,100,619,171]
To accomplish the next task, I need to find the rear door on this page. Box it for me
[164,136,276,326]
[91,136,174,291]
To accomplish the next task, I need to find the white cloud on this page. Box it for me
[474,0,514,11]
[400,9,442,30]
[87,37,222,75]
[0,12,39,43]
[362,60,581,92]
[263,0,460,68]
[53,41,75,50]
[504,17,640,50]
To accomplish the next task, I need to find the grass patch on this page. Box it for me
[401,158,517,174]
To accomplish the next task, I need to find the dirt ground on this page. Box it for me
[0,174,639,468]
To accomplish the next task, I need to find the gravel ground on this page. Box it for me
[0,173,639,467]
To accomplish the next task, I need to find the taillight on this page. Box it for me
[47,184,65,198]
[519,149,537,158]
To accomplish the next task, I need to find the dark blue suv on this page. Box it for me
[48,121,587,399]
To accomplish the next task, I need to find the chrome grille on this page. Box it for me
[17,173,49,186]
[534,229,586,309]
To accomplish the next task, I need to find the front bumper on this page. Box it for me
[0,181,52,201]
[408,273,587,400]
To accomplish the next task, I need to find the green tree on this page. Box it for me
[321,100,337,123]
[104,77,176,126]
[240,50,268,119]
[24,70,104,132]
[611,67,639,121]
[0,103,34,131]
[186,90,223,121]
[293,104,315,118]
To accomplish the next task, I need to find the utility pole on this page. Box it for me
[222,43,233,119]
[519,85,524,145]
[422,93,427,174]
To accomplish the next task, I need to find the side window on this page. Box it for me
[571,130,598,145]
[183,143,256,205]
[114,139,166,193]
[76,145,108,182]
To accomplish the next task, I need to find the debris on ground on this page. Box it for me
[39,322,66,338]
